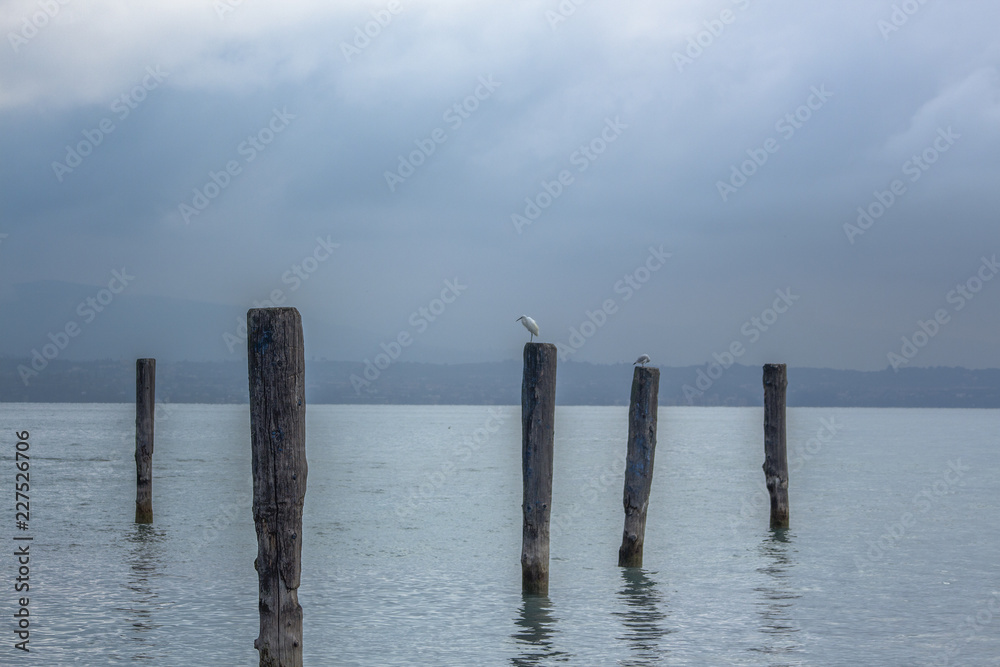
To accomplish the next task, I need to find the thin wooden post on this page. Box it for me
[762,363,789,529]
[619,366,659,567]
[521,342,557,595]
[248,307,307,667]
[134,358,155,523]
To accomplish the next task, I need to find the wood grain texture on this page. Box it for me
[619,366,659,567]
[248,308,307,667]
[134,358,155,524]
[763,363,789,529]
[521,342,557,595]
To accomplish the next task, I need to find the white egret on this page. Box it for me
[634,354,651,367]
[516,315,539,342]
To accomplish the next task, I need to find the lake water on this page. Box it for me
[0,404,997,665]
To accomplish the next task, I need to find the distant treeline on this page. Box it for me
[2,358,1000,407]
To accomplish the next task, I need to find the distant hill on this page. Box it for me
[2,358,1000,407]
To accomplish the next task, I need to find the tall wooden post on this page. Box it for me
[134,358,155,523]
[619,366,659,567]
[521,342,557,595]
[762,363,789,529]
[248,307,307,667]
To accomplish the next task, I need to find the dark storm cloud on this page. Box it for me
[1,0,998,370]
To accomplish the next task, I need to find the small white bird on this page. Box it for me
[516,315,539,342]
[634,354,651,367]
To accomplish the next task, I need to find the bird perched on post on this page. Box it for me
[634,354,651,367]
[516,315,539,342]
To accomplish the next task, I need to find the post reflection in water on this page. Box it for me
[752,529,802,663]
[511,594,570,665]
[615,568,671,665]
[122,523,166,659]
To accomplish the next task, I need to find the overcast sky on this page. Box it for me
[1,0,998,370]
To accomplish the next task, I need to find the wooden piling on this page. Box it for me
[134,358,155,524]
[247,307,307,667]
[619,366,659,567]
[521,342,557,595]
[762,363,789,529]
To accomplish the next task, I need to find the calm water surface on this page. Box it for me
[0,404,997,665]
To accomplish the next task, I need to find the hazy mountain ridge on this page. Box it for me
[2,359,999,407]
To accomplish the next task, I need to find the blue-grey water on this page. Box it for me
[0,404,997,665]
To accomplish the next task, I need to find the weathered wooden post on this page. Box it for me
[521,342,557,595]
[134,358,155,524]
[762,363,789,529]
[248,307,307,667]
[619,365,659,567]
